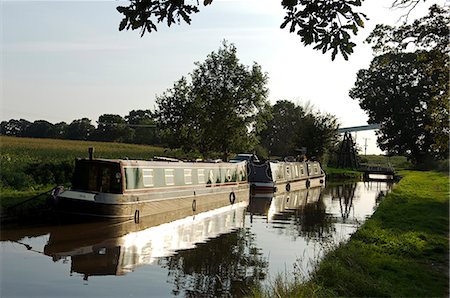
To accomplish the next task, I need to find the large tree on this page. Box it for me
[260,100,304,157]
[349,5,449,164]
[65,118,95,141]
[260,100,338,162]
[156,41,269,159]
[91,114,134,143]
[125,109,160,145]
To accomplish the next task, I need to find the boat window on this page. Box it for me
[165,169,175,186]
[314,166,318,174]
[72,160,122,194]
[295,165,299,177]
[184,169,192,185]
[286,166,290,178]
[142,169,154,187]
[198,169,205,184]
[300,166,304,175]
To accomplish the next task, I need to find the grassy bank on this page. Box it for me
[324,167,361,181]
[255,170,449,297]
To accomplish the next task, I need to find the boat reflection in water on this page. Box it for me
[43,196,249,281]
[248,186,322,221]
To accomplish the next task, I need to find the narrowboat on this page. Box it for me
[53,150,249,220]
[247,158,325,193]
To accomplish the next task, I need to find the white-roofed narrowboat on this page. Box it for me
[248,159,325,193]
[53,154,249,221]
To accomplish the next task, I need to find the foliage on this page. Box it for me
[125,109,160,145]
[260,100,303,157]
[349,5,449,165]
[260,100,338,162]
[90,114,134,143]
[65,118,95,140]
[116,0,368,60]
[0,119,31,136]
[156,41,270,159]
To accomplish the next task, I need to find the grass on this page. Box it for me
[253,170,449,297]
[323,167,361,181]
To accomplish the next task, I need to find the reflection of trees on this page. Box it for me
[331,183,357,221]
[293,194,333,240]
[159,228,268,297]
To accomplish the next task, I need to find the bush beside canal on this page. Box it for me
[253,170,449,297]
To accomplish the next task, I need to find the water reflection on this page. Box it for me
[44,202,250,281]
[248,188,333,240]
[0,182,392,297]
[330,183,357,222]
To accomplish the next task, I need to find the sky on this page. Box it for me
[1,0,444,154]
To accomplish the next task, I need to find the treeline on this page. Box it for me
[0,110,160,145]
[0,99,339,162]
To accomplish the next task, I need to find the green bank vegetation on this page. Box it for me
[0,136,185,208]
[253,170,449,297]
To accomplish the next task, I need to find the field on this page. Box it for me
[0,136,185,196]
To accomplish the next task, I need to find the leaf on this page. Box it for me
[116,6,127,14]
[119,18,128,31]
[280,18,290,29]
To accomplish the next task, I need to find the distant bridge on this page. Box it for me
[337,124,380,133]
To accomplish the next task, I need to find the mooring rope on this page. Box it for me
[5,186,57,211]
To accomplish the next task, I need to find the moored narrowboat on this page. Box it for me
[248,158,325,193]
[53,152,249,220]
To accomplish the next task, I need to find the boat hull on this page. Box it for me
[54,184,249,220]
[249,161,325,194]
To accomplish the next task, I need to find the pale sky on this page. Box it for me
[1,0,444,154]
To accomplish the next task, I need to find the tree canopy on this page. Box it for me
[260,100,338,162]
[350,5,449,164]
[117,0,369,60]
[156,41,270,159]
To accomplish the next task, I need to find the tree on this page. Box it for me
[260,100,304,157]
[117,0,369,60]
[91,114,134,143]
[260,100,338,162]
[22,120,55,138]
[295,112,339,162]
[156,41,269,159]
[51,122,68,139]
[0,119,31,136]
[125,109,160,145]
[350,5,449,164]
[65,118,95,141]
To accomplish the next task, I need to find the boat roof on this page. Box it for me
[76,158,245,167]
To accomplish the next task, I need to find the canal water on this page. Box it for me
[0,181,391,297]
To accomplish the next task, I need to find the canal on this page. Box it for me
[0,181,392,297]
